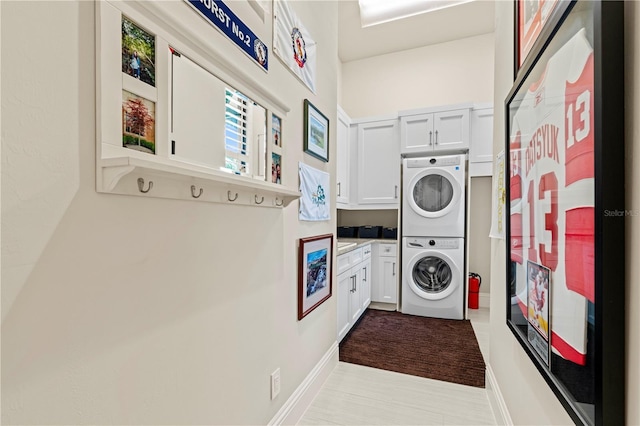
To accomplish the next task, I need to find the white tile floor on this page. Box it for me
[298,308,495,426]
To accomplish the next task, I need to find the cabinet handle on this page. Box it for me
[394,185,398,199]
[392,262,396,276]
[337,182,341,196]
[435,130,439,145]
[364,266,367,281]
[429,131,433,146]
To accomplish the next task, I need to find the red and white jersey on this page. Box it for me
[509,28,594,365]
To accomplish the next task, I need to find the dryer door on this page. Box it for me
[407,250,460,301]
[407,169,462,219]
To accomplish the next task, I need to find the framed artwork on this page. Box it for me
[514,0,568,79]
[303,99,329,162]
[121,16,156,87]
[271,152,281,184]
[122,90,156,154]
[272,114,282,147]
[505,1,625,424]
[298,234,333,320]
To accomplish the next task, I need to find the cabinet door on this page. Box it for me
[336,107,350,205]
[379,257,398,304]
[433,109,470,152]
[470,108,494,164]
[357,120,400,204]
[337,271,352,342]
[400,113,434,154]
[360,258,372,312]
[349,267,362,325]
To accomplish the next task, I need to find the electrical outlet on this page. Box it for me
[270,368,281,400]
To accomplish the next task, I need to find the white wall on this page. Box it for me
[469,176,491,297]
[625,3,640,422]
[488,1,640,424]
[1,1,338,424]
[340,33,494,118]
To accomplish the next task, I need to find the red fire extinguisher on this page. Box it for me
[468,273,482,309]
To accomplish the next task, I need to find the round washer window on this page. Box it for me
[412,174,454,213]
[412,256,452,293]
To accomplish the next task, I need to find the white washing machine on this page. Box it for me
[402,154,466,238]
[401,237,464,320]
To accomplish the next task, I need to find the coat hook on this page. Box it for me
[137,177,153,193]
[255,195,264,205]
[227,190,238,202]
[275,197,284,207]
[191,185,203,199]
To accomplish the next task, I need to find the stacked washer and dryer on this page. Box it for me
[401,154,466,320]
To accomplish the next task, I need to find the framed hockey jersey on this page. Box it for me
[505,1,625,425]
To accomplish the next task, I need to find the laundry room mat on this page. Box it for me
[339,309,486,388]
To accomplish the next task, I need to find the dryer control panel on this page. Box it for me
[406,154,463,169]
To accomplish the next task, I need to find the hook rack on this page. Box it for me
[254,195,264,205]
[275,197,284,207]
[227,190,238,202]
[137,177,153,193]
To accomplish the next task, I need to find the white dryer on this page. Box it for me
[402,154,466,237]
[401,237,464,320]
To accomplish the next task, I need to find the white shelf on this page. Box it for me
[98,155,300,208]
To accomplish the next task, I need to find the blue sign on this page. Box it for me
[186,0,268,71]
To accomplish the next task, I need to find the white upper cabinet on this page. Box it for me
[399,105,471,155]
[336,106,351,206]
[469,106,494,176]
[357,119,400,205]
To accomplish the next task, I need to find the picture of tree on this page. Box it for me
[122,16,156,87]
[122,91,155,154]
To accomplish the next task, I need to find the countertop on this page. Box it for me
[337,238,397,256]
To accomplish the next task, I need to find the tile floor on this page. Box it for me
[298,307,495,426]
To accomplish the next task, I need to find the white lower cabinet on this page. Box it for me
[372,243,398,304]
[337,245,372,342]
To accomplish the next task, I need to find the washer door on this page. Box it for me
[407,251,460,301]
[407,169,461,218]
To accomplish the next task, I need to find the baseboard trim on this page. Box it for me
[486,364,513,425]
[479,293,490,309]
[268,341,339,425]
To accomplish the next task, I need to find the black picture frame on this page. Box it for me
[303,99,329,162]
[504,1,625,425]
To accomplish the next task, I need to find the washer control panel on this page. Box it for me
[405,237,460,249]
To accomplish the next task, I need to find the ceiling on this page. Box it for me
[338,0,496,63]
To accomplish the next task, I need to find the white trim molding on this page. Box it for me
[486,364,513,425]
[268,341,339,425]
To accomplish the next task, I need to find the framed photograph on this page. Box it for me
[303,99,329,162]
[122,90,156,154]
[272,114,282,147]
[298,234,333,320]
[271,152,281,184]
[505,1,625,424]
[526,261,550,366]
[121,16,156,87]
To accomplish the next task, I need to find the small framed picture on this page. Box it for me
[121,16,156,87]
[303,99,329,162]
[298,234,333,320]
[271,152,281,184]
[122,90,156,154]
[272,114,282,147]
[526,260,550,366]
